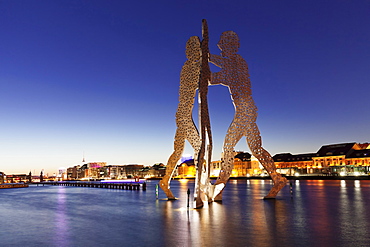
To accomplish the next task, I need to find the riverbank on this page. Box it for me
[283,175,370,180]
[148,175,370,180]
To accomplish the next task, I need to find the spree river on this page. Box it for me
[1,179,370,247]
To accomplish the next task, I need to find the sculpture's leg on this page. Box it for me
[206,142,213,203]
[212,149,233,201]
[194,100,210,208]
[195,162,206,208]
[195,128,213,206]
[195,142,206,208]
[160,129,185,200]
[197,145,213,208]
[213,120,243,201]
[194,139,212,208]
[263,167,287,199]
[159,175,176,200]
[246,121,287,199]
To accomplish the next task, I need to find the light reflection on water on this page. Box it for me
[55,186,68,245]
[1,179,370,246]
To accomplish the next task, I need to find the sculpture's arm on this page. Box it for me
[209,54,223,68]
[209,54,224,85]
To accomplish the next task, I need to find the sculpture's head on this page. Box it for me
[186,36,201,62]
[218,31,240,56]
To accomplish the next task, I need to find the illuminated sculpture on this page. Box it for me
[194,19,213,208]
[160,20,212,208]
[160,21,286,206]
[210,31,287,200]
[159,35,202,200]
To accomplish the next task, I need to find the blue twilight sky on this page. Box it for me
[1,0,369,175]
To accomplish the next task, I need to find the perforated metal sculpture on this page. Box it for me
[161,21,286,205]
[159,36,202,200]
[210,31,287,200]
[194,19,213,208]
[160,20,213,208]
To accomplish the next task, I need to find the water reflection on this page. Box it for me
[354,180,360,188]
[2,180,370,246]
[54,187,69,246]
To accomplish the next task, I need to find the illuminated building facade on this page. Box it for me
[5,174,28,183]
[67,166,80,180]
[177,159,197,178]
[274,142,370,175]
[273,153,316,175]
[65,163,165,180]
[85,162,107,178]
[176,152,262,178]
[231,152,262,177]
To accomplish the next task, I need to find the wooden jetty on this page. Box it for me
[35,181,147,191]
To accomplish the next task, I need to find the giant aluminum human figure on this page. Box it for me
[160,21,213,208]
[159,36,202,200]
[210,31,287,200]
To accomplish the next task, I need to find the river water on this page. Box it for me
[1,179,369,247]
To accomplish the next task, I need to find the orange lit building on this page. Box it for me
[210,152,261,178]
[176,159,196,178]
[210,160,222,178]
[341,143,370,174]
[274,142,370,176]
[273,153,315,175]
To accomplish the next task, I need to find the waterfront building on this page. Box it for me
[67,166,80,180]
[232,152,251,177]
[5,174,29,183]
[274,142,370,176]
[210,160,222,177]
[61,142,370,180]
[85,162,107,179]
[177,159,196,178]
[232,152,261,177]
[313,142,370,175]
[149,163,166,178]
[123,164,144,178]
[346,148,370,173]
[313,143,355,167]
[210,151,246,178]
[135,163,166,178]
[176,152,262,178]
[273,153,315,175]
[105,164,144,179]
[105,165,124,179]
[64,162,165,180]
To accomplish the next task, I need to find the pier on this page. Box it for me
[35,181,147,191]
[0,183,29,189]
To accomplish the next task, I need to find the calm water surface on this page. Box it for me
[1,179,370,247]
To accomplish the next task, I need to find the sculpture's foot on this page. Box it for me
[195,197,204,209]
[263,176,287,199]
[212,183,225,202]
[159,180,176,200]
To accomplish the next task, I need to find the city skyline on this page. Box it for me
[1,1,370,174]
